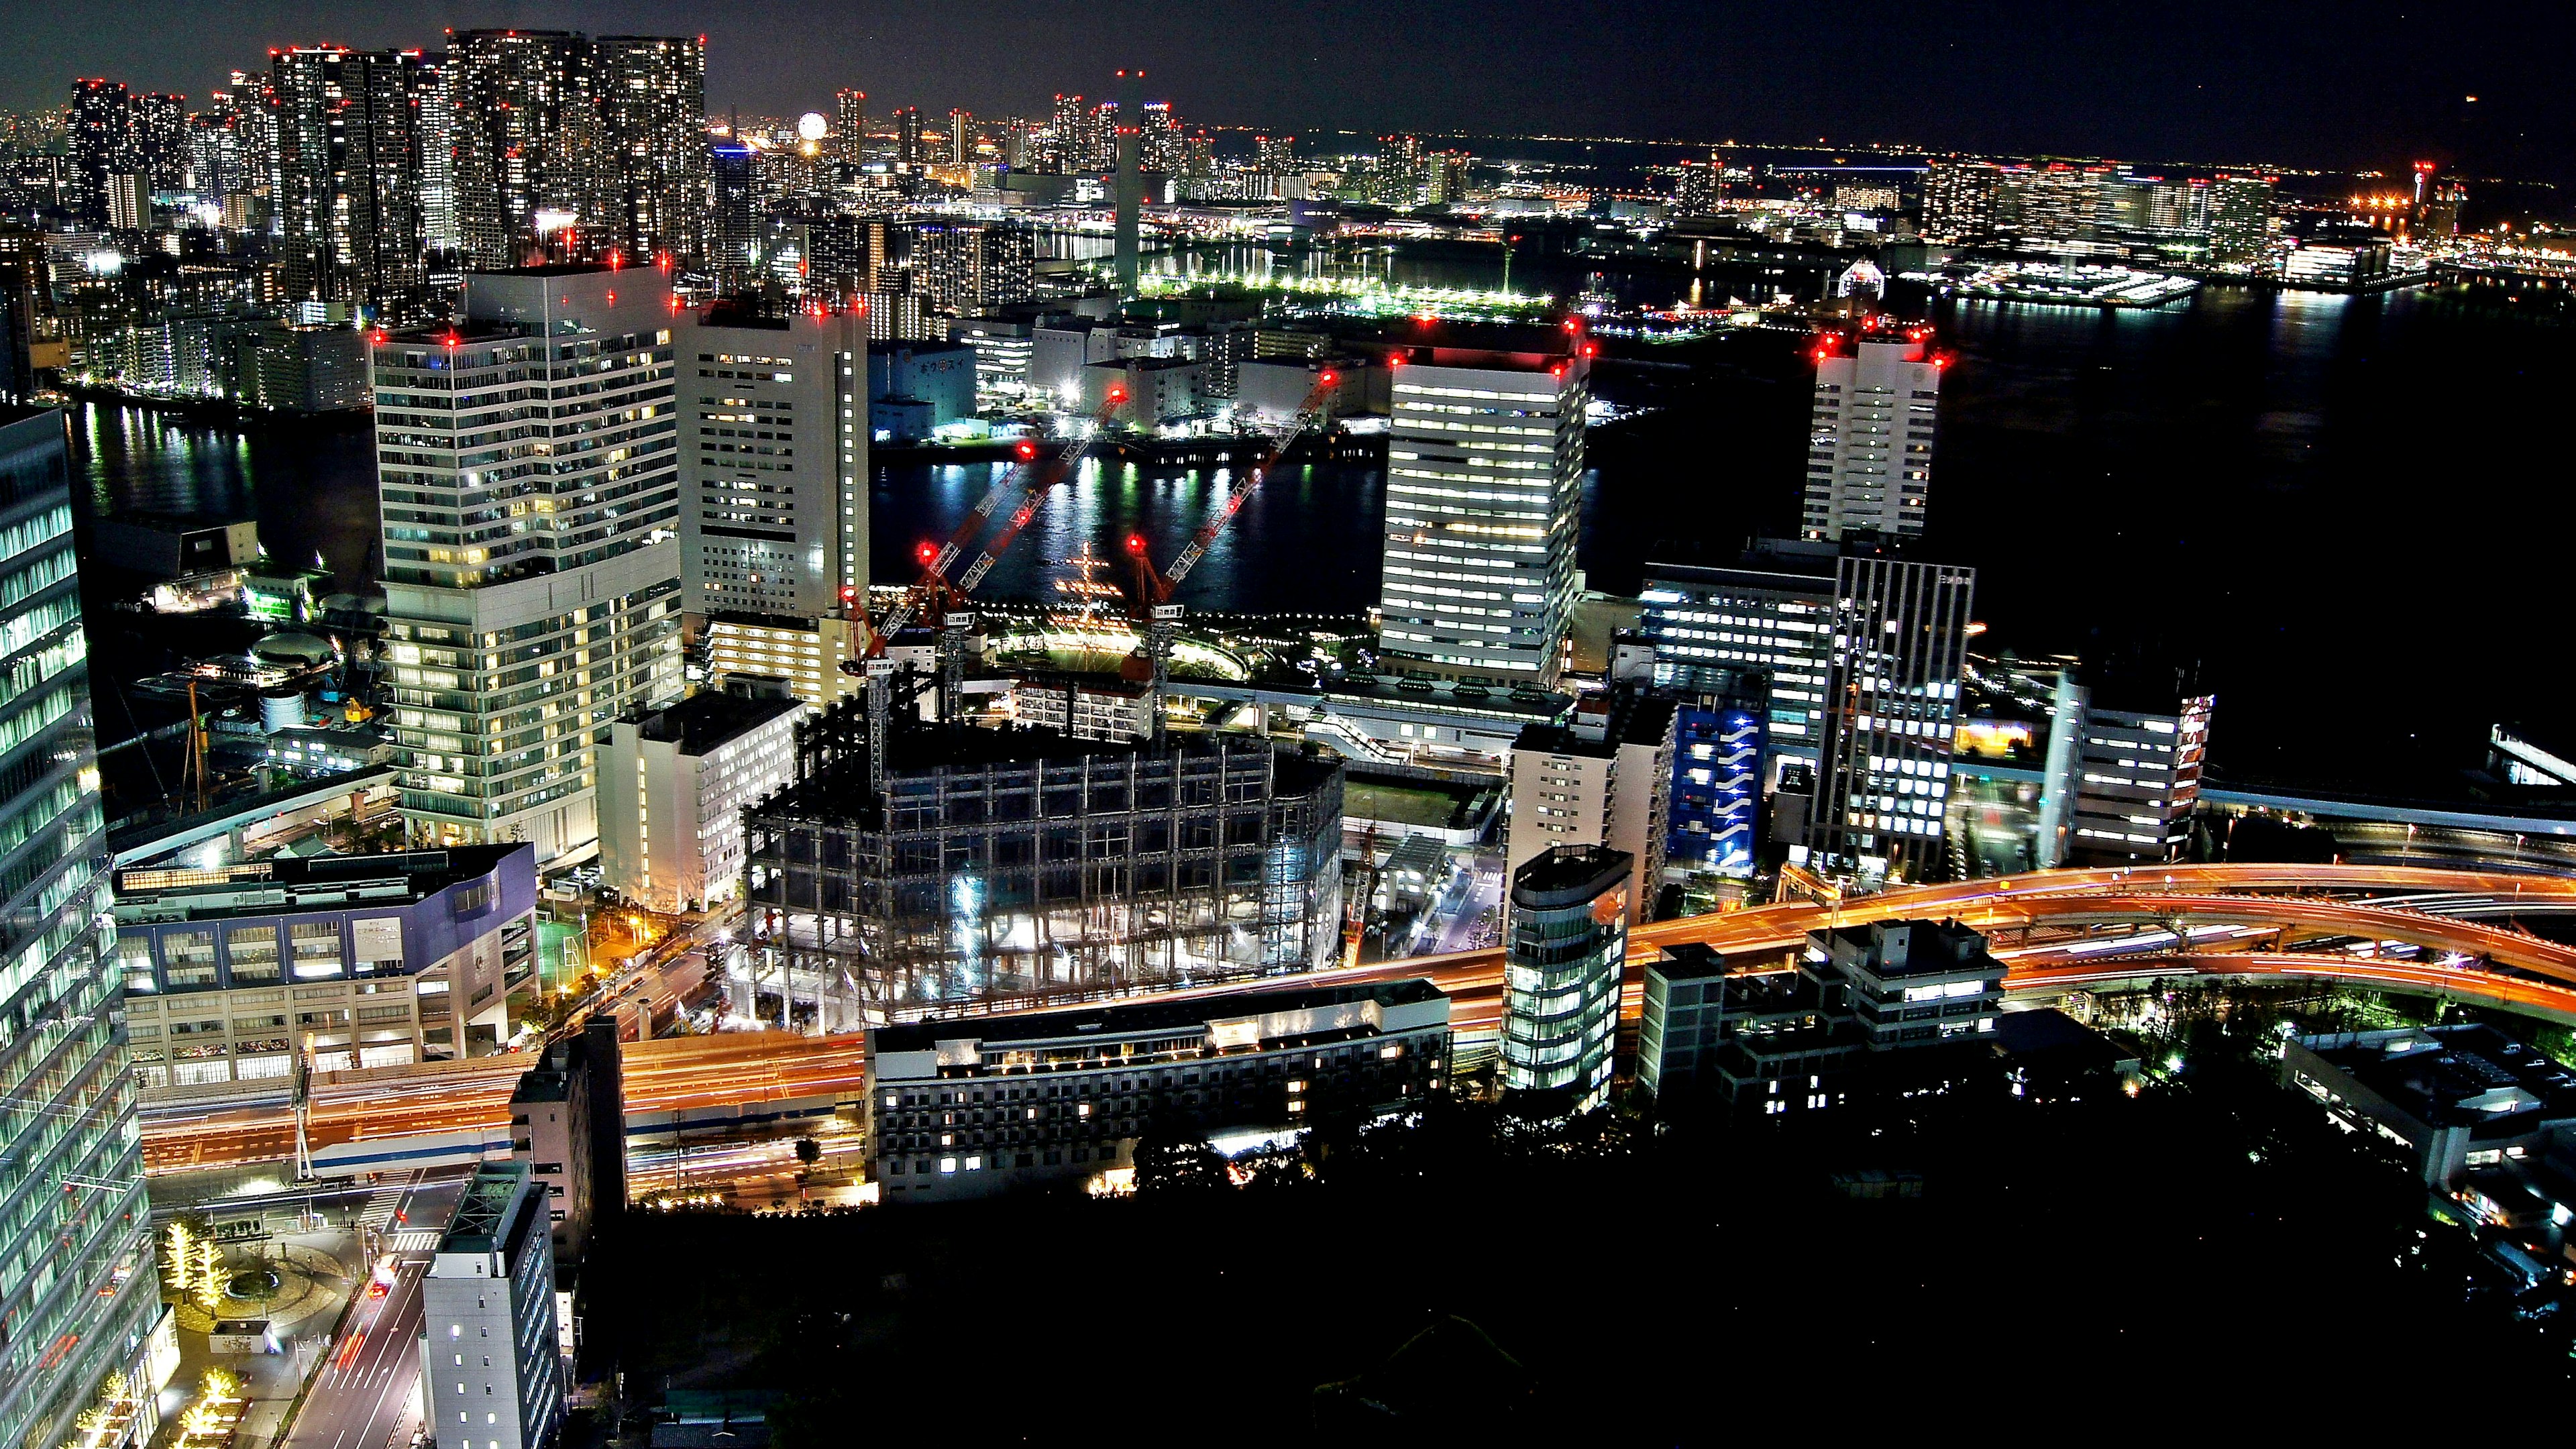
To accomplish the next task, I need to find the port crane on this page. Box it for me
[1120,369,1344,740]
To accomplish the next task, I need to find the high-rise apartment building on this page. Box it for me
[894,107,926,167]
[947,109,973,164]
[67,78,140,227]
[447,30,598,268]
[376,266,684,859]
[678,303,869,701]
[1803,331,1941,543]
[1378,341,1589,683]
[1805,555,1976,883]
[0,407,159,1449]
[1500,844,1630,1118]
[271,46,433,307]
[595,36,710,266]
[2205,174,2276,266]
[421,1163,565,1449]
[136,91,187,191]
[1505,688,1676,927]
[908,221,1034,316]
[834,88,868,164]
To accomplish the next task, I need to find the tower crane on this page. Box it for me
[1120,368,1342,740]
[845,384,1132,793]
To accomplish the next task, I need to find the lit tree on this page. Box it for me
[160,1222,194,1302]
[191,1238,225,1315]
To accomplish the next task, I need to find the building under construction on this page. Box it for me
[744,699,1346,1018]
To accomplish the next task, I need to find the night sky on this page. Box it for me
[0,0,2565,180]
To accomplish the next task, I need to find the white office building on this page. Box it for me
[2037,676,2214,866]
[1505,688,1676,928]
[1379,343,1589,683]
[376,265,685,861]
[678,304,870,706]
[1806,555,1977,883]
[1803,333,1941,542]
[421,1163,564,1449]
[598,693,806,914]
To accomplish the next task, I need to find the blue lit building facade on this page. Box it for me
[0,407,162,1449]
[1668,702,1764,879]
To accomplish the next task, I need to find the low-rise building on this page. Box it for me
[508,1020,624,1263]
[2284,1024,2576,1189]
[598,693,806,914]
[867,979,1452,1203]
[421,1163,566,1449]
[114,847,539,1086]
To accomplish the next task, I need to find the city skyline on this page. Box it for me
[0,0,2565,183]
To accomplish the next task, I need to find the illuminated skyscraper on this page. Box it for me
[135,91,186,191]
[270,46,433,307]
[894,107,926,167]
[1378,342,1589,683]
[909,221,1034,316]
[678,303,869,703]
[0,405,158,1449]
[1805,554,1976,883]
[1501,844,1630,1118]
[66,78,139,227]
[947,108,972,164]
[2204,174,2276,266]
[1803,331,1941,543]
[447,29,600,267]
[375,266,684,858]
[596,35,710,266]
[709,141,758,288]
[834,87,868,164]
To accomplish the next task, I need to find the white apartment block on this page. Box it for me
[678,305,869,706]
[598,693,806,914]
[1379,345,1589,683]
[376,265,686,861]
[1505,690,1676,928]
[1803,333,1941,542]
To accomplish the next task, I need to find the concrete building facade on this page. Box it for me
[598,693,806,914]
[421,1163,566,1449]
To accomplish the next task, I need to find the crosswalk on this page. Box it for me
[387,1230,439,1252]
[355,1170,421,1233]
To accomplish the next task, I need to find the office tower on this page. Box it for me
[115,846,539,1076]
[1506,688,1676,926]
[1639,544,1839,767]
[1377,341,1589,683]
[908,221,1034,315]
[708,141,758,288]
[835,88,868,164]
[1921,158,2004,241]
[869,980,1450,1201]
[67,78,139,227]
[2037,673,2214,867]
[271,46,432,307]
[596,36,709,266]
[375,266,684,859]
[421,1164,566,1449]
[678,303,869,699]
[1803,329,1941,543]
[2205,174,2276,266]
[447,29,600,268]
[600,694,805,912]
[947,108,972,164]
[0,407,158,1449]
[1500,844,1630,1118]
[894,107,926,167]
[1805,555,1976,883]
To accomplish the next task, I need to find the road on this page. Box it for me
[282,1171,465,1449]
[138,862,2576,1175]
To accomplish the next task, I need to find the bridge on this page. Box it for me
[137,863,2576,1177]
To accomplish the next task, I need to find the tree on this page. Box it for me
[793,1138,822,1169]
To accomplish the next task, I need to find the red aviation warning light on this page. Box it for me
[1124,533,1148,555]
[915,541,938,566]
[1580,342,1597,358]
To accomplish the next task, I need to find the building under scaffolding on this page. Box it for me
[745,703,1345,1019]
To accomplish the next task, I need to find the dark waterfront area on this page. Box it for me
[68,280,2573,796]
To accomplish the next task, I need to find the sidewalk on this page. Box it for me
[149,1227,362,1449]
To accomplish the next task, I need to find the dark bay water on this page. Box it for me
[70,278,2575,794]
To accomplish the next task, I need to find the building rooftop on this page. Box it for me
[1510,843,1631,910]
[630,692,802,757]
[113,845,527,918]
[1813,918,1998,979]
[1513,690,1675,759]
[873,977,1446,1057]
[437,1162,533,1255]
[753,725,1340,825]
[2300,1024,2576,1131]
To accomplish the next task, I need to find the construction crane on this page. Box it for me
[1120,368,1343,739]
[846,384,1133,794]
[1343,820,1381,970]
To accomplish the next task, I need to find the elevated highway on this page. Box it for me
[138,863,2576,1177]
